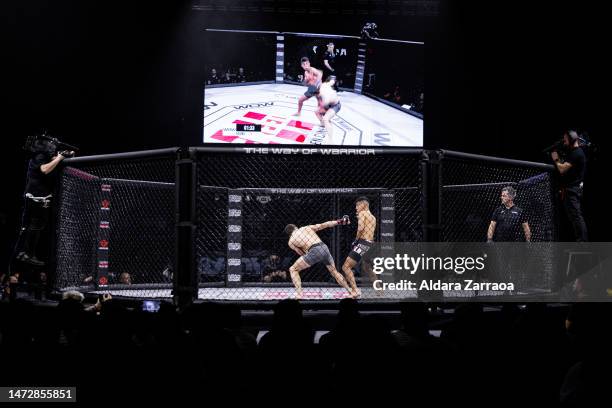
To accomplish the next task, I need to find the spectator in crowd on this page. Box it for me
[221,71,234,84]
[319,298,361,352]
[392,302,433,349]
[57,290,111,314]
[207,68,220,85]
[0,272,6,298]
[1,293,606,405]
[262,254,288,283]
[416,92,424,112]
[1,272,19,300]
[384,85,402,104]
[258,299,314,351]
[200,255,225,279]
[118,272,132,285]
[236,67,247,83]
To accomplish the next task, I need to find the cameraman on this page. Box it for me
[551,130,588,241]
[17,137,74,266]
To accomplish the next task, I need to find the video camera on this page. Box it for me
[23,132,79,158]
[542,130,594,158]
[361,22,380,40]
[542,139,565,154]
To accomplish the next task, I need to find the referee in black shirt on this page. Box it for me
[487,186,531,242]
[551,130,588,241]
[486,186,531,287]
[322,42,339,90]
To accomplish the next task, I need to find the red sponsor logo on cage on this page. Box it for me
[99,239,109,249]
[333,291,352,299]
[264,290,292,299]
[300,290,324,299]
[101,199,110,209]
[99,276,108,285]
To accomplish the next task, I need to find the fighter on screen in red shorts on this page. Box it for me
[293,57,323,117]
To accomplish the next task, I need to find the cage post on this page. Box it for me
[276,35,285,83]
[174,148,197,308]
[422,150,442,242]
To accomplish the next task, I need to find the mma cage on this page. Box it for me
[52,146,560,304]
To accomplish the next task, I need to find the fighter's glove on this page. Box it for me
[335,215,350,225]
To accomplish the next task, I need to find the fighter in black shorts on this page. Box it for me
[348,239,373,263]
[342,197,377,297]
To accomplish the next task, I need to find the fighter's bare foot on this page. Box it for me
[295,291,303,300]
[350,289,361,299]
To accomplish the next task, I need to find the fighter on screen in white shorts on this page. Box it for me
[293,57,323,117]
[315,76,341,141]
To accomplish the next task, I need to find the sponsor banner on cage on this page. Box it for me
[241,147,378,155]
[361,242,612,302]
[229,194,242,203]
[379,190,395,242]
[96,180,112,288]
[226,189,243,284]
[227,258,241,266]
[228,209,242,217]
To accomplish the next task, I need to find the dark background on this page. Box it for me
[2,0,610,268]
[203,31,277,83]
[362,39,425,112]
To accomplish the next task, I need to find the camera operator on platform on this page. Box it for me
[550,130,588,242]
[17,135,75,266]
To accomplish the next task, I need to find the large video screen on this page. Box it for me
[203,30,424,146]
